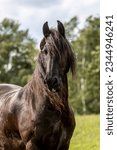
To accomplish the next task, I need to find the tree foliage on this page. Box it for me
[0,18,36,85]
[64,16,79,40]
[66,16,100,114]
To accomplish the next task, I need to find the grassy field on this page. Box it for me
[69,115,100,150]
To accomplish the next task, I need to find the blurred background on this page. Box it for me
[0,0,100,149]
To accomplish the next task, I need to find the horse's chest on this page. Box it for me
[34,99,61,128]
[34,115,67,149]
[34,106,61,134]
[32,103,68,144]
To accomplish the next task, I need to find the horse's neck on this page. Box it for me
[22,71,69,113]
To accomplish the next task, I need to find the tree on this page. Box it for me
[78,16,100,114]
[64,16,79,41]
[84,46,100,113]
[65,16,100,114]
[0,18,37,85]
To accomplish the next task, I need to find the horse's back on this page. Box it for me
[0,84,21,96]
[0,83,22,114]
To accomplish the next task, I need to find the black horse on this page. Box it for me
[0,21,76,150]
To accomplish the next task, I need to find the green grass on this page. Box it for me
[69,115,100,150]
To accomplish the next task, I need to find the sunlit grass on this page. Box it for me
[69,115,100,150]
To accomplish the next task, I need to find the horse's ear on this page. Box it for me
[43,21,50,38]
[57,20,65,38]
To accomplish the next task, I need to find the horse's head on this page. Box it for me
[38,21,76,92]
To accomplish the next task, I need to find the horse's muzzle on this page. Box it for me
[44,76,61,92]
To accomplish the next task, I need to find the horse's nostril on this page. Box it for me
[44,75,60,91]
[52,77,58,85]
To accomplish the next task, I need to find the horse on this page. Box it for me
[0,20,76,150]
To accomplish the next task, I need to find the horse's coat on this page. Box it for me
[0,21,76,150]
